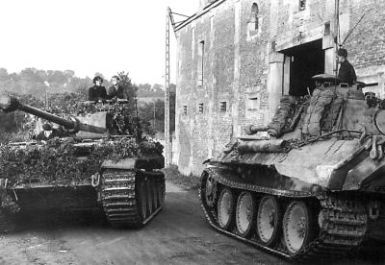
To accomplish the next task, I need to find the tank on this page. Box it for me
[199,74,385,261]
[0,95,165,232]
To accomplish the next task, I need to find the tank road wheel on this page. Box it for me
[283,201,313,256]
[256,196,280,246]
[217,188,234,230]
[205,174,217,208]
[235,192,256,237]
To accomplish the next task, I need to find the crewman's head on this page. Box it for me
[93,76,103,86]
[337,48,348,62]
[42,123,54,138]
[111,75,120,86]
[42,123,52,131]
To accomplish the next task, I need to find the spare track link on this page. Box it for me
[101,169,165,228]
[200,168,368,262]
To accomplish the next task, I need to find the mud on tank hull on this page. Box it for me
[199,138,385,262]
[0,156,165,232]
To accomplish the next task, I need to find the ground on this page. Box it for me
[0,172,384,265]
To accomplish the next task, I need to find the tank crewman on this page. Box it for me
[337,48,357,86]
[88,76,107,102]
[34,123,60,140]
[34,123,73,140]
[107,75,127,99]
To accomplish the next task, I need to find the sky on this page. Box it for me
[0,0,199,85]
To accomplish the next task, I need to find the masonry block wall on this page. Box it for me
[344,0,385,97]
[175,0,385,176]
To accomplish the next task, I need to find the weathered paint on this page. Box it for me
[212,138,361,189]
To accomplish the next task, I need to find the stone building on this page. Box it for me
[173,0,385,176]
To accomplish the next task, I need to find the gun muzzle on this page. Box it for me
[0,95,19,112]
[244,125,268,135]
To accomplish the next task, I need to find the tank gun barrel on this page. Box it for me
[0,95,106,134]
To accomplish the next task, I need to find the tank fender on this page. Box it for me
[102,158,136,170]
[319,144,366,190]
[342,155,385,191]
[203,158,211,164]
[324,144,385,191]
[102,155,164,170]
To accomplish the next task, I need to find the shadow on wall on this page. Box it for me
[162,165,200,190]
[178,121,192,175]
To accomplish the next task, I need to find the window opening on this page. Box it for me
[299,0,306,11]
[220,102,227,112]
[198,40,205,86]
[324,22,331,36]
[251,3,259,30]
[198,103,204,113]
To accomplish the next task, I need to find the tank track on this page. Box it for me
[101,169,165,228]
[200,167,368,262]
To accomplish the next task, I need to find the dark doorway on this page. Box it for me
[282,39,324,96]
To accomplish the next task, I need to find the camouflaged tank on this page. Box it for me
[200,74,385,261]
[0,95,165,232]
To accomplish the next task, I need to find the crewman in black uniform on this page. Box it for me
[34,123,60,140]
[337,48,357,86]
[88,76,107,102]
[107,75,126,99]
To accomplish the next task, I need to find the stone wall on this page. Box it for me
[175,0,385,176]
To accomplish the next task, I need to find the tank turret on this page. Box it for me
[0,95,106,134]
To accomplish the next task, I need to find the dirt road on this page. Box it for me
[0,182,384,265]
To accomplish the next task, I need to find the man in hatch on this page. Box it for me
[34,123,60,140]
[34,123,73,141]
[88,76,107,102]
[107,75,127,99]
[337,48,357,86]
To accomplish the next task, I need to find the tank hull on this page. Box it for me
[11,185,99,212]
[212,138,385,193]
[0,164,165,232]
[200,137,385,261]
[200,166,378,262]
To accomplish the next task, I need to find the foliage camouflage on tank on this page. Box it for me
[0,94,165,231]
[0,137,162,186]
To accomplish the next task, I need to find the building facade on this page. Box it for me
[174,0,385,176]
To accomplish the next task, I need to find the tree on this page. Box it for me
[117,71,137,100]
[138,100,163,137]
[0,68,8,81]
[137,83,176,137]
